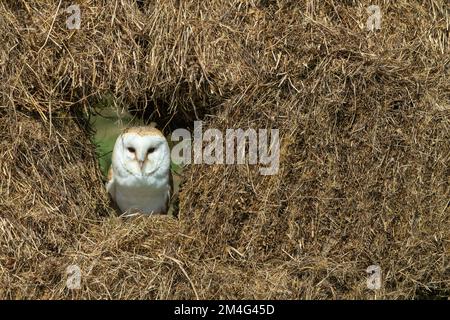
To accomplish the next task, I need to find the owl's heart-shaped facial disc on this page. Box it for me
[106,126,172,215]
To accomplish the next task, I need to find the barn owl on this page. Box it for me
[106,126,172,215]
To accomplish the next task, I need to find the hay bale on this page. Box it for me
[0,0,448,299]
[0,112,108,298]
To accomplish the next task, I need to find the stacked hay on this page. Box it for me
[1,0,449,299]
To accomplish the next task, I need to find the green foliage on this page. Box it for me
[89,96,137,176]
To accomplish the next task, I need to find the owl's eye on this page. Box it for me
[147,147,156,154]
[127,147,136,153]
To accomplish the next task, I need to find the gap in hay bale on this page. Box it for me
[87,93,138,177]
[86,93,191,218]
[128,84,218,132]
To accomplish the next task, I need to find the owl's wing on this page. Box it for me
[107,166,114,182]
[165,169,174,214]
[105,165,115,198]
[105,166,123,213]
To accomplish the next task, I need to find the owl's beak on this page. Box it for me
[138,160,144,170]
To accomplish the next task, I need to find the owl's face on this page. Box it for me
[113,129,170,178]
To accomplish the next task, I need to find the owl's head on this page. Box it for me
[112,126,170,177]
